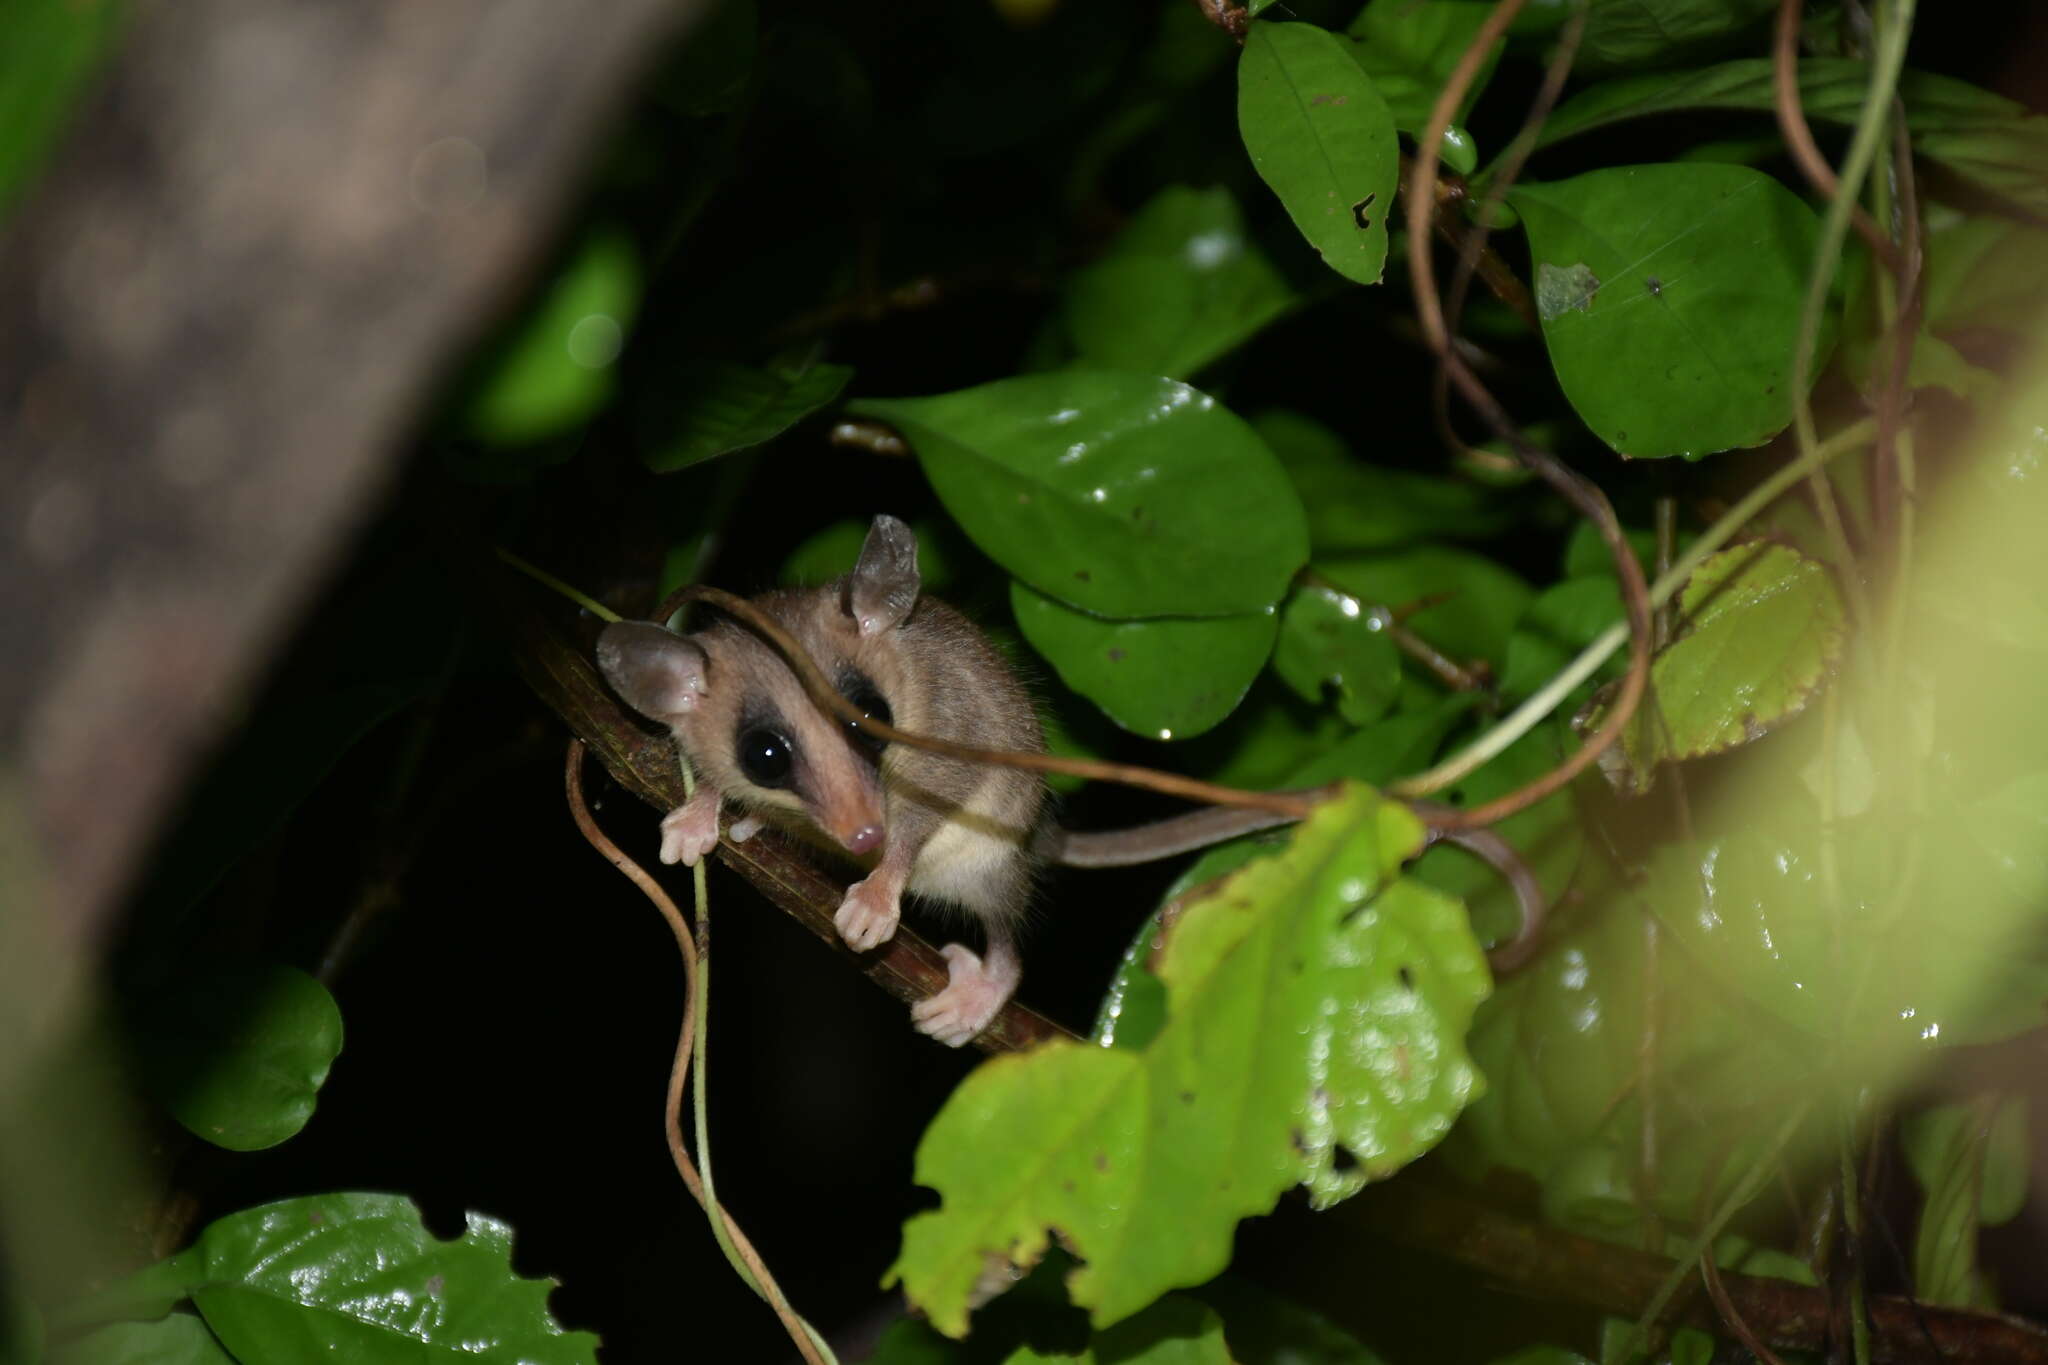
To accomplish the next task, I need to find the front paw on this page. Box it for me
[834,875,901,952]
[658,794,721,866]
[911,944,1021,1048]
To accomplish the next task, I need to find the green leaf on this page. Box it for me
[464,230,640,445]
[640,360,851,472]
[889,787,1489,1335]
[1316,547,1534,666]
[171,1194,597,1365]
[1522,60,2048,215]
[0,0,127,219]
[1576,0,1775,73]
[1002,1297,1232,1364]
[1511,164,1825,458]
[1271,583,1401,725]
[1063,186,1296,379]
[129,964,343,1152]
[1902,1097,2028,1308]
[51,1316,235,1365]
[1605,543,1846,781]
[1256,411,1513,552]
[1238,22,1400,286]
[1342,0,1502,170]
[1011,585,1275,741]
[853,373,1309,617]
[1498,575,1625,703]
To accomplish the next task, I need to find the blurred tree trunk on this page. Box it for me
[0,0,700,1071]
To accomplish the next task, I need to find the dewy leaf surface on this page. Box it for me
[1238,22,1399,286]
[1063,185,1295,380]
[1511,164,1823,457]
[1010,583,1276,741]
[169,1193,597,1365]
[130,964,343,1152]
[853,373,1308,617]
[889,786,1489,1336]
[1271,583,1401,725]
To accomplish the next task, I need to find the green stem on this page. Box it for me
[1393,417,1877,798]
[494,547,620,624]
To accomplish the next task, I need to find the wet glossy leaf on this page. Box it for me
[1576,0,1774,72]
[640,360,851,472]
[890,787,1488,1335]
[1524,60,2048,214]
[1002,1297,1231,1364]
[1012,585,1275,741]
[1271,583,1401,724]
[1902,1097,2028,1308]
[1511,164,1824,458]
[1256,411,1513,552]
[1643,811,2048,1053]
[0,0,126,217]
[51,1316,235,1365]
[167,1193,597,1365]
[1238,22,1399,286]
[853,373,1308,617]
[1342,0,1500,173]
[1316,547,1533,666]
[1063,186,1295,379]
[130,964,342,1152]
[1610,543,1845,778]
[464,230,640,444]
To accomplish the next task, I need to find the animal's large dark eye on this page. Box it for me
[842,678,892,760]
[737,728,794,788]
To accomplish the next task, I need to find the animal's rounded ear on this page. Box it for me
[597,621,710,725]
[846,514,921,636]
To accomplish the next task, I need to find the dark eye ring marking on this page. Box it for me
[838,669,893,761]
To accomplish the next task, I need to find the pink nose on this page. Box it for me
[842,824,885,855]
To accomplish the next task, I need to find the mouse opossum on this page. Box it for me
[597,515,1541,1045]
[597,515,1047,1046]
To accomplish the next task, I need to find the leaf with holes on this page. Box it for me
[852,372,1307,617]
[1238,22,1399,286]
[156,1193,597,1365]
[888,785,1489,1335]
[1511,164,1824,457]
[1011,583,1275,741]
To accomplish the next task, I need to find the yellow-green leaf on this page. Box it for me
[888,786,1489,1336]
